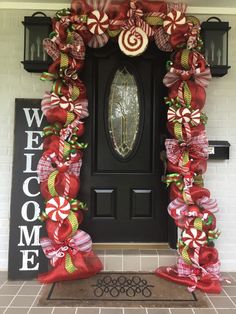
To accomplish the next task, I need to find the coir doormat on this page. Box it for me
[39,272,211,308]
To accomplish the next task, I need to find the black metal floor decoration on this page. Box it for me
[92,275,154,298]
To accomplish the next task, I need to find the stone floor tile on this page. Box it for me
[217,309,236,314]
[97,255,105,269]
[77,308,99,314]
[193,309,217,314]
[101,308,123,314]
[31,295,41,307]
[53,308,76,314]
[105,256,122,271]
[106,249,123,255]
[208,290,226,297]
[228,273,236,280]
[158,256,177,267]
[170,310,194,314]
[29,307,54,314]
[147,309,170,314]
[157,249,177,256]
[140,250,157,256]
[123,255,140,271]
[230,296,236,305]
[223,286,236,296]
[0,272,7,280]
[124,309,146,314]
[93,249,105,255]
[140,256,158,272]
[18,285,41,296]
[4,281,24,286]
[0,285,21,295]
[10,296,35,307]
[0,296,14,307]
[5,308,30,314]
[23,280,42,286]
[209,296,236,309]
[123,249,140,255]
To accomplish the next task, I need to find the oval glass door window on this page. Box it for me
[108,66,141,159]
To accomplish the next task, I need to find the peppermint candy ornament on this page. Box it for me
[87,10,109,35]
[163,10,186,35]
[175,108,191,123]
[118,27,148,57]
[167,107,201,125]
[182,228,207,248]
[45,196,71,221]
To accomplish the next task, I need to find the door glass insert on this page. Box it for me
[108,66,140,159]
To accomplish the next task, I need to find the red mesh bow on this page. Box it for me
[165,131,208,166]
[42,92,89,119]
[176,257,221,292]
[163,66,212,88]
[40,229,92,267]
[37,152,82,182]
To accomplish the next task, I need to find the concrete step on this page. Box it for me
[93,244,178,272]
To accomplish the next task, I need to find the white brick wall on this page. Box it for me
[0,10,51,270]
[0,10,235,271]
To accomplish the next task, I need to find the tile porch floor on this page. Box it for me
[0,271,236,314]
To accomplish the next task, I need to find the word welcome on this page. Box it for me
[18,107,44,271]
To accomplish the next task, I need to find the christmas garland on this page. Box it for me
[37,0,222,293]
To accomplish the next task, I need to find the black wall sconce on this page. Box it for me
[201,17,231,77]
[22,12,52,72]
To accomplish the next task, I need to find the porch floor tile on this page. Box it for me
[0,272,236,314]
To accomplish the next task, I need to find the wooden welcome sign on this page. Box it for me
[8,99,48,279]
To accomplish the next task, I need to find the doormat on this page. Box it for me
[39,273,211,308]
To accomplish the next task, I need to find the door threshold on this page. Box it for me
[93,243,170,250]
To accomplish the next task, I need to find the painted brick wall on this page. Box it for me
[0,9,235,271]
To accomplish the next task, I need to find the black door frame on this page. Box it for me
[80,41,177,248]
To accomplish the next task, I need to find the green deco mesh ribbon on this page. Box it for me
[48,170,59,197]
[65,253,78,273]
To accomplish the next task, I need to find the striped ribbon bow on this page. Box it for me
[165,131,208,167]
[37,152,82,182]
[196,196,219,213]
[167,198,212,223]
[40,230,92,268]
[124,0,154,37]
[175,257,221,292]
[163,66,212,88]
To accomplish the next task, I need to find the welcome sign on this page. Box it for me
[8,99,48,279]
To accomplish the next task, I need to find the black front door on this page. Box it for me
[80,41,169,242]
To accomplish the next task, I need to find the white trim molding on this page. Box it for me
[187,6,236,15]
[0,2,70,10]
[1,2,236,14]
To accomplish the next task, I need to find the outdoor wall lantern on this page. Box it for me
[22,12,52,72]
[201,17,231,77]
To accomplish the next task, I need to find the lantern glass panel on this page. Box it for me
[25,24,49,62]
[204,30,227,66]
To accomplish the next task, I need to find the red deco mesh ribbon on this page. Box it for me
[36,0,222,292]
